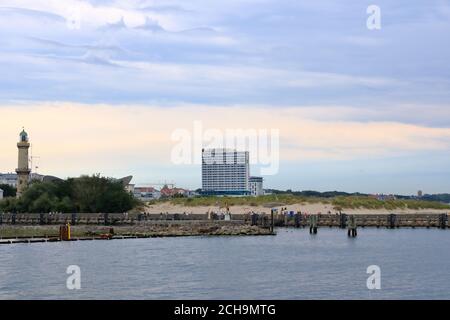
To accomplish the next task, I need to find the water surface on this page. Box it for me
[0,228,449,299]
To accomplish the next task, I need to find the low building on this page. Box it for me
[160,185,189,198]
[134,187,161,200]
[125,184,135,194]
[0,173,18,188]
[0,172,62,187]
[249,176,264,196]
[369,194,397,201]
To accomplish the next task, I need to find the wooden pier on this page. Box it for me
[269,213,449,229]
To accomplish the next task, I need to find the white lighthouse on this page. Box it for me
[16,128,31,197]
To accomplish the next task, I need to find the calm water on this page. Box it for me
[0,228,449,300]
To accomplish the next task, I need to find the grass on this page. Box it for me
[166,194,331,208]
[148,195,450,211]
[332,196,450,210]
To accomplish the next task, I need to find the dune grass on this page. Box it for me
[332,196,450,210]
[166,194,329,208]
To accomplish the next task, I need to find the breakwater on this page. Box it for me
[0,212,276,245]
[0,212,448,228]
[0,221,273,244]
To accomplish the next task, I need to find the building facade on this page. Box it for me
[133,186,162,200]
[0,173,18,188]
[16,129,31,197]
[249,176,264,196]
[201,148,249,196]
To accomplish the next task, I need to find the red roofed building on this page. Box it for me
[160,185,187,197]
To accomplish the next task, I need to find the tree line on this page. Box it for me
[0,175,139,213]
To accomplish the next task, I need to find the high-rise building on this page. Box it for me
[201,148,249,195]
[249,176,264,196]
[16,128,31,197]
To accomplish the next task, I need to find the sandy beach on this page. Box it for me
[144,202,449,215]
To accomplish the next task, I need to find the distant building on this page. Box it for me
[160,185,189,198]
[134,186,161,200]
[418,190,423,198]
[0,188,3,200]
[249,176,264,196]
[0,173,18,188]
[125,183,135,194]
[201,148,250,196]
[370,194,397,201]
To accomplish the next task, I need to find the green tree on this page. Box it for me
[0,184,16,197]
[0,175,138,213]
[30,193,54,213]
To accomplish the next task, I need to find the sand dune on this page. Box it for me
[144,202,448,215]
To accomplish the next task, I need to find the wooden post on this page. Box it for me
[270,209,274,233]
[251,213,258,226]
[295,212,301,228]
[309,215,318,234]
[339,213,347,229]
[439,214,448,229]
[347,215,357,237]
[388,214,396,229]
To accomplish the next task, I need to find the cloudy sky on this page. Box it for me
[1,0,449,194]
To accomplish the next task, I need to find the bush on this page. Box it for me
[0,174,139,213]
[0,184,16,197]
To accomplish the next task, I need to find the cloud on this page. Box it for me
[1,1,449,192]
[0,0,449,108]
[1,102,449,180]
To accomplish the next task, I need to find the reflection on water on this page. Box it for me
[0,228,449,299]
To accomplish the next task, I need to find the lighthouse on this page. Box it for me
[16,128,31,197]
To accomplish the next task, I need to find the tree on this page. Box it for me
[0,184,16,197]
[0,197,19,212]
[30,193,54,213]
[0,175,138,213]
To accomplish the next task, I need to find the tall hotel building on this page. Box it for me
[201,148,250,196]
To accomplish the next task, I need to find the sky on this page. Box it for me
[0,0,450,195]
